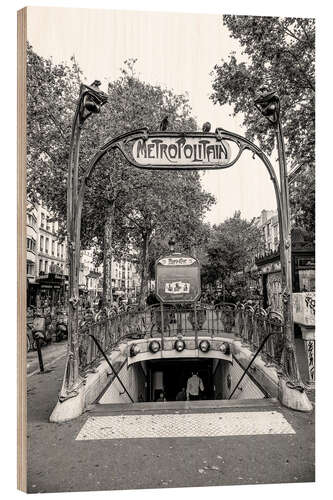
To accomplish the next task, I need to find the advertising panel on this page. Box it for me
[155,254,201,303]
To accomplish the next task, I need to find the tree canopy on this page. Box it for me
[27,46,215,304]
[201,211,263,288]
[210,16,315,236]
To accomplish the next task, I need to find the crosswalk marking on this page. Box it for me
[76,411,295,440]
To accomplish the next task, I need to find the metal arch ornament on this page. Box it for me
[76,127,283,237]
[57,84,310,412]
[80,126,281,178]
[61,106,287,404]
[73,126,285,331]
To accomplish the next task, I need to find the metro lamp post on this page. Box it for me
[254,87,302,389]
[168,236,176,253]
[59,82,108,403]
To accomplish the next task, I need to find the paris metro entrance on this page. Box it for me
[55,86,312,419]
[147,358,214,402]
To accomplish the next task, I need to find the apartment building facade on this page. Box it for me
[26,201,68,307]
[27,200,141,307]
[255,209,315,313]
[255,209,280,254]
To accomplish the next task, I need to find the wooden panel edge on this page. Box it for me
[17,6,27,493]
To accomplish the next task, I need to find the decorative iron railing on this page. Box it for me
[75,302,284,375]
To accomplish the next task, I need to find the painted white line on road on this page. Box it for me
[27,351,67,377]
[76,411,295,440]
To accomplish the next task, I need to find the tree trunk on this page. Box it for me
[102,201,115,308]
[139,232,150,308]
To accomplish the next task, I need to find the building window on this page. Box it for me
[27,261,35,276]
[41,212,45,228]
[46,217,50,231]
[52,240,55,256]
[27,237,36,252]
[45,261,48,273]
[40,235,44,252]
[39,260,43,273]
[45,238,49,254]
[27,213,37,228]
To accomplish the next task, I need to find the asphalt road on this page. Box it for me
[27,351,315,494]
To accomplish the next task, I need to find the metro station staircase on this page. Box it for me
[89,397,280,417]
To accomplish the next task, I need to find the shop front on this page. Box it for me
[35,271,68,310]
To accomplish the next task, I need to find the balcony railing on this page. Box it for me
[75,302,284,375]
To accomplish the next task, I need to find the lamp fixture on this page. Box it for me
[174,339,186,352]
[130,343,141,357]
[199,339,210,353]
[219,342,230,355]
[149,340,161,353]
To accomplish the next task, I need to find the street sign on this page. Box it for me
[132,134,231,169]
[155,253,201,303]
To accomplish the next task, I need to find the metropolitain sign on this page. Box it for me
[132,135,231,168]
[155,253,201,303]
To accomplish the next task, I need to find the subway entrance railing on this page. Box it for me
[77,302,284,377]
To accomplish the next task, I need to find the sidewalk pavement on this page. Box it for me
[27,340,67,376]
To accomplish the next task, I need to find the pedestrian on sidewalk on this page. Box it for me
[175,387,186,401]
[186,372,204,401]
[156,390,166,402]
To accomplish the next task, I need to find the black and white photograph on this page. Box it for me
[17,4,316,495]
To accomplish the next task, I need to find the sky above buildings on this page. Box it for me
[27,6,277,224]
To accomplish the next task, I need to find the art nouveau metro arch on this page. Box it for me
[61,83,306,412]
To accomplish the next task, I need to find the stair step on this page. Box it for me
[90,398,279,415]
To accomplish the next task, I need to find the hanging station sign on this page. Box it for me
[155,253,201,303]
[131,134,231,169]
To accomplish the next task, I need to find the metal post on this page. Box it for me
[275,119,301,384]
[59,82,108,401]
[254,88,302,386]
[194,301,198,349]
[160,302,164,350]
[36,338,44,373]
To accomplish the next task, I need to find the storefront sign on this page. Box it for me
[155,253,201,303]
[132,136,231,168]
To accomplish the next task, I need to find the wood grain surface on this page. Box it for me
[17,7,27,492]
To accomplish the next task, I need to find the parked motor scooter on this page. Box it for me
[55,309,68,342]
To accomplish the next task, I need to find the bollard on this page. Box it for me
[35,336,44,373]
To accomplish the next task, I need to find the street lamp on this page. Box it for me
[59,82,108,402]
[254,87,280,125]
[254,86,302,387]
[168,236,176,253]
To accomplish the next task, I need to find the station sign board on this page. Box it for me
[132,135,231,169]
[155,254,201,303]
